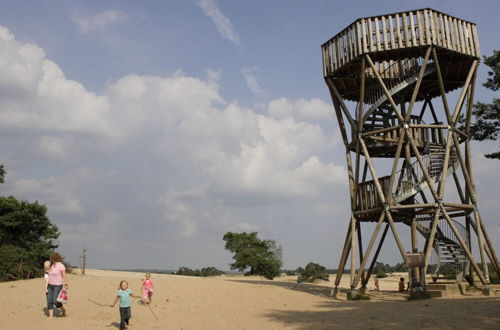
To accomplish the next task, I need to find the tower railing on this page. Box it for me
[322,8,480,76]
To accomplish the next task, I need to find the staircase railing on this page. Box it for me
[416,213,470,281]
[357,146,458,209]
[364,57,423,105]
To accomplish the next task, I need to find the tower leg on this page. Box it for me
[331,222,352,297]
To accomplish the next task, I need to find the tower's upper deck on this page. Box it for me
[322,9,480,102]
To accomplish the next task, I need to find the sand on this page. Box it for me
[2,269,499,329]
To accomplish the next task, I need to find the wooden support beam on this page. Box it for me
[431,48,452,123]
[451,62,478,126]
[361,126,399,137]
[362,224,390,287]
[357,221,365,284]
[385,210,408,263]
[352,211,386,288]
[326,79,357,128]
[350,216,357,287]
[359,138,387,204]
[423,208,440,270]
[387,129,405,204]
[391,203,435,210]
[365,55,405,123]
[332,223,352,297]
[405,46,432,121]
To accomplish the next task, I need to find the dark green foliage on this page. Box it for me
[0,196,60,281]
[0,164,5,184]
[223,232,282,280]
[375,271,388,278]
[176,267,200,276]
[297,262,329,283]
[373,261,407,276]
[175,266,224,277]
[466,50,500,159]
[200,266,224,277]
[482,50,499,91]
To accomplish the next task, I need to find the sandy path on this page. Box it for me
[1,269,499,329]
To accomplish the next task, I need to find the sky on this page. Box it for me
[0,0,499,271]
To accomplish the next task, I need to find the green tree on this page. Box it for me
[297,262,329,283]
[468,50,500,159]
[0,164,5,183]
[223,232,282,280]
[0,196,60,281]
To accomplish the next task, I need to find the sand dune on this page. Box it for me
[2,269,499,329]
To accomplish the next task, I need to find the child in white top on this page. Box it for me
[43,260,51,293]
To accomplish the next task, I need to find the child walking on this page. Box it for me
[110,280,140,330]
[43,260,51,294]
[141,273,154,305]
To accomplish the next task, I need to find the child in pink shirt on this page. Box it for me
[141,273,154,305]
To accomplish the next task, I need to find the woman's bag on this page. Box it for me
[57,288,68,304]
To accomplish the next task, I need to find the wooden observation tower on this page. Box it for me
[322,9,500,295]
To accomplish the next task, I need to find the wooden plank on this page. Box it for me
[457,20,465,54]
[368,18,374,52]
[402,12,409,47]
[452,18,460,52]
[375,17,381,51]
[471,24,480,57]
[356,21,362,56]
[322,47,330,77]
[445,15,452,50]
[467,23,475,57]
[430,10,437,44]
[388,15,396,49]
[335,36,342,70]
[463,22,471,55]
[423,9,431,45]
[382,16,388,50]
[396,14,403,48]
[438,13,446,47]
[416,10,424,46]
[361,19,368,53]
[350,28,355,61]
[409,11,417,47]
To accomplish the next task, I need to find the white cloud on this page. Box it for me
[268,97,333,122]
[73,10,126,34]
[0,26,347,259]
[241,66,266,97]
[8,175,85,216]
[195,0,241,45]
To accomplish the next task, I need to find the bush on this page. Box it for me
[375,271,388,278]
[297,262,329,283]
[175,266,224,277]
[200,267,224,277]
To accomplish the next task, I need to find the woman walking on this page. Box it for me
[46,252,68,318]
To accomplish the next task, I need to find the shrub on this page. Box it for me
[200,267,224,277]
[297,262,329,283]
[175,266,224,277]
[375,271,388,278]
